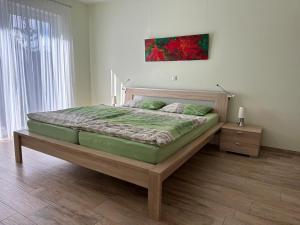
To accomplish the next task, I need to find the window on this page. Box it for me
[0,0,74,139]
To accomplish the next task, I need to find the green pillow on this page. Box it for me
[182,104,212,116]
[139,100,166,110]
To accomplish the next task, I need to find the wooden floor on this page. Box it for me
[0,142,299,225]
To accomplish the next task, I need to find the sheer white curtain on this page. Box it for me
[0,0,74,139]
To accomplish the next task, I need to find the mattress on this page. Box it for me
[27,120,79,144]
[79,113,218,164]
[27,105,208,147]
[27,112,218,164]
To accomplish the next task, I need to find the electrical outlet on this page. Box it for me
[171,75,178,81]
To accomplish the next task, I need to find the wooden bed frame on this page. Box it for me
[13,87,228,220]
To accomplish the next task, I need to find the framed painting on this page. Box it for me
[145,34,209,62]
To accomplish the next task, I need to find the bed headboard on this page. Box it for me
[125,87,229,122]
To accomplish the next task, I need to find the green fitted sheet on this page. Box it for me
[27,120,79,144]
[79,113,219,164]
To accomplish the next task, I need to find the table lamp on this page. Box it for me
[238,107,245,127]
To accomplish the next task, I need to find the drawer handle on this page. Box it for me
[236,131,243,134]
[235,142,240,145]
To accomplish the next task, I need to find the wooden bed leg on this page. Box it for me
[148,171,162,220]
[13,132,22,163]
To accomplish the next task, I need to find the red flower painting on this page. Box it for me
[145,34,209,61]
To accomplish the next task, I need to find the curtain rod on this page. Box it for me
[48,0,72,8]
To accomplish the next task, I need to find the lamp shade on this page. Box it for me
[238,107,245,118]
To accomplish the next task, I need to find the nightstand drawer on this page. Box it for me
[221,128,261,145]
[220,141,259,156]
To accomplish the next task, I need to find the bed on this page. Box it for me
[13,87,228,220]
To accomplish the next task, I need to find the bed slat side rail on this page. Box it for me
[14,130,153,188]
[150,122,224,181]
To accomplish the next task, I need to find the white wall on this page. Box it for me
[89,0,300,152]
[64,0,91,106]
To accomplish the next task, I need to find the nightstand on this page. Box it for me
[220,123,263,157]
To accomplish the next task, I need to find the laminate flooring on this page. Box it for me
[0,141,299,225]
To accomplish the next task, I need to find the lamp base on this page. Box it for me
[238,118,245,127]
